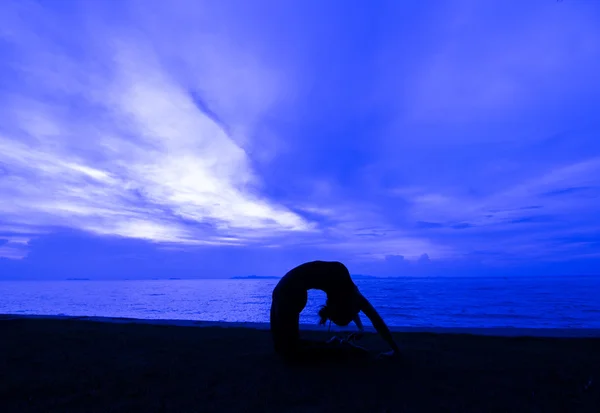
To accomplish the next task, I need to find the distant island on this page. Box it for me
[351,274,378,279]
[231,274,378,280]
[66,278,90,281]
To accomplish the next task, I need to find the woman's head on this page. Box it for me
[318,291,361,327]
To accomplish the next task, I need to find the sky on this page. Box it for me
[1,0,599,279]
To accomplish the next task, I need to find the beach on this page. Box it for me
[2,316,599,413]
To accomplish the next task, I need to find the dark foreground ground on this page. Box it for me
[1,319,599,413]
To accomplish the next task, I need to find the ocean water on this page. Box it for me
[1,276,599,329]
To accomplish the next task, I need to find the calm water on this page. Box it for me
[1,276,599,328]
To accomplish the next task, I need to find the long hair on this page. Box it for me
[318,304,329,326]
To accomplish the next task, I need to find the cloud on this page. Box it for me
[403,1,600,127]
[1,0,599,274]
[416,221,444,229]
[0,0,447,263]
[400,157,600,228]
[0,236,29,260]
[383,156,600,263]
[451,223,473,230]
[418,253,431,264]
[0,0,315,256]
[541,186,596,197]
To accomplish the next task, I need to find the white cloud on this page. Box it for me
[0,245,28,260]
[2,0,596,268]
[0,235,30,259]
[0,1,312,257]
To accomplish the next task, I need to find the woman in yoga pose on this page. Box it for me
[270,260,400,361]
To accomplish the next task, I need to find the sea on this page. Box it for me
[1,276,599,329]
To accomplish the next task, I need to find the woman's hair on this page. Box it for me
[318,304,330,326]
[318,291,360,326]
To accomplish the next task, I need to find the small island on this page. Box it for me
[231,274,379,280]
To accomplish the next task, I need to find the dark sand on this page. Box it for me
[1,318,599,413]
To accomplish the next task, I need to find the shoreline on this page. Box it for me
[3,313,600,338]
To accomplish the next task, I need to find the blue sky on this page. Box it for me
[1,0,599,279]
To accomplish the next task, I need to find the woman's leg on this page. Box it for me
[270,292,301,358]
[272,316,301,359]
[270,289,367,363]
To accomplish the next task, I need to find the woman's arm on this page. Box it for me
[356,292,400,353]
[353,314,364,332]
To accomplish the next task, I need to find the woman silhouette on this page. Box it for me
[270,260,400,361]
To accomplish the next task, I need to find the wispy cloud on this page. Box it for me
[0,0,313,254]
[389,157,600,262]
[1,0,599,274]
[402,157,600,226]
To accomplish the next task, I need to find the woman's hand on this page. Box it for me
[345,332,364,343]
[376,349,401,360]
[356,293,401,356]
[328,333,362,345]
